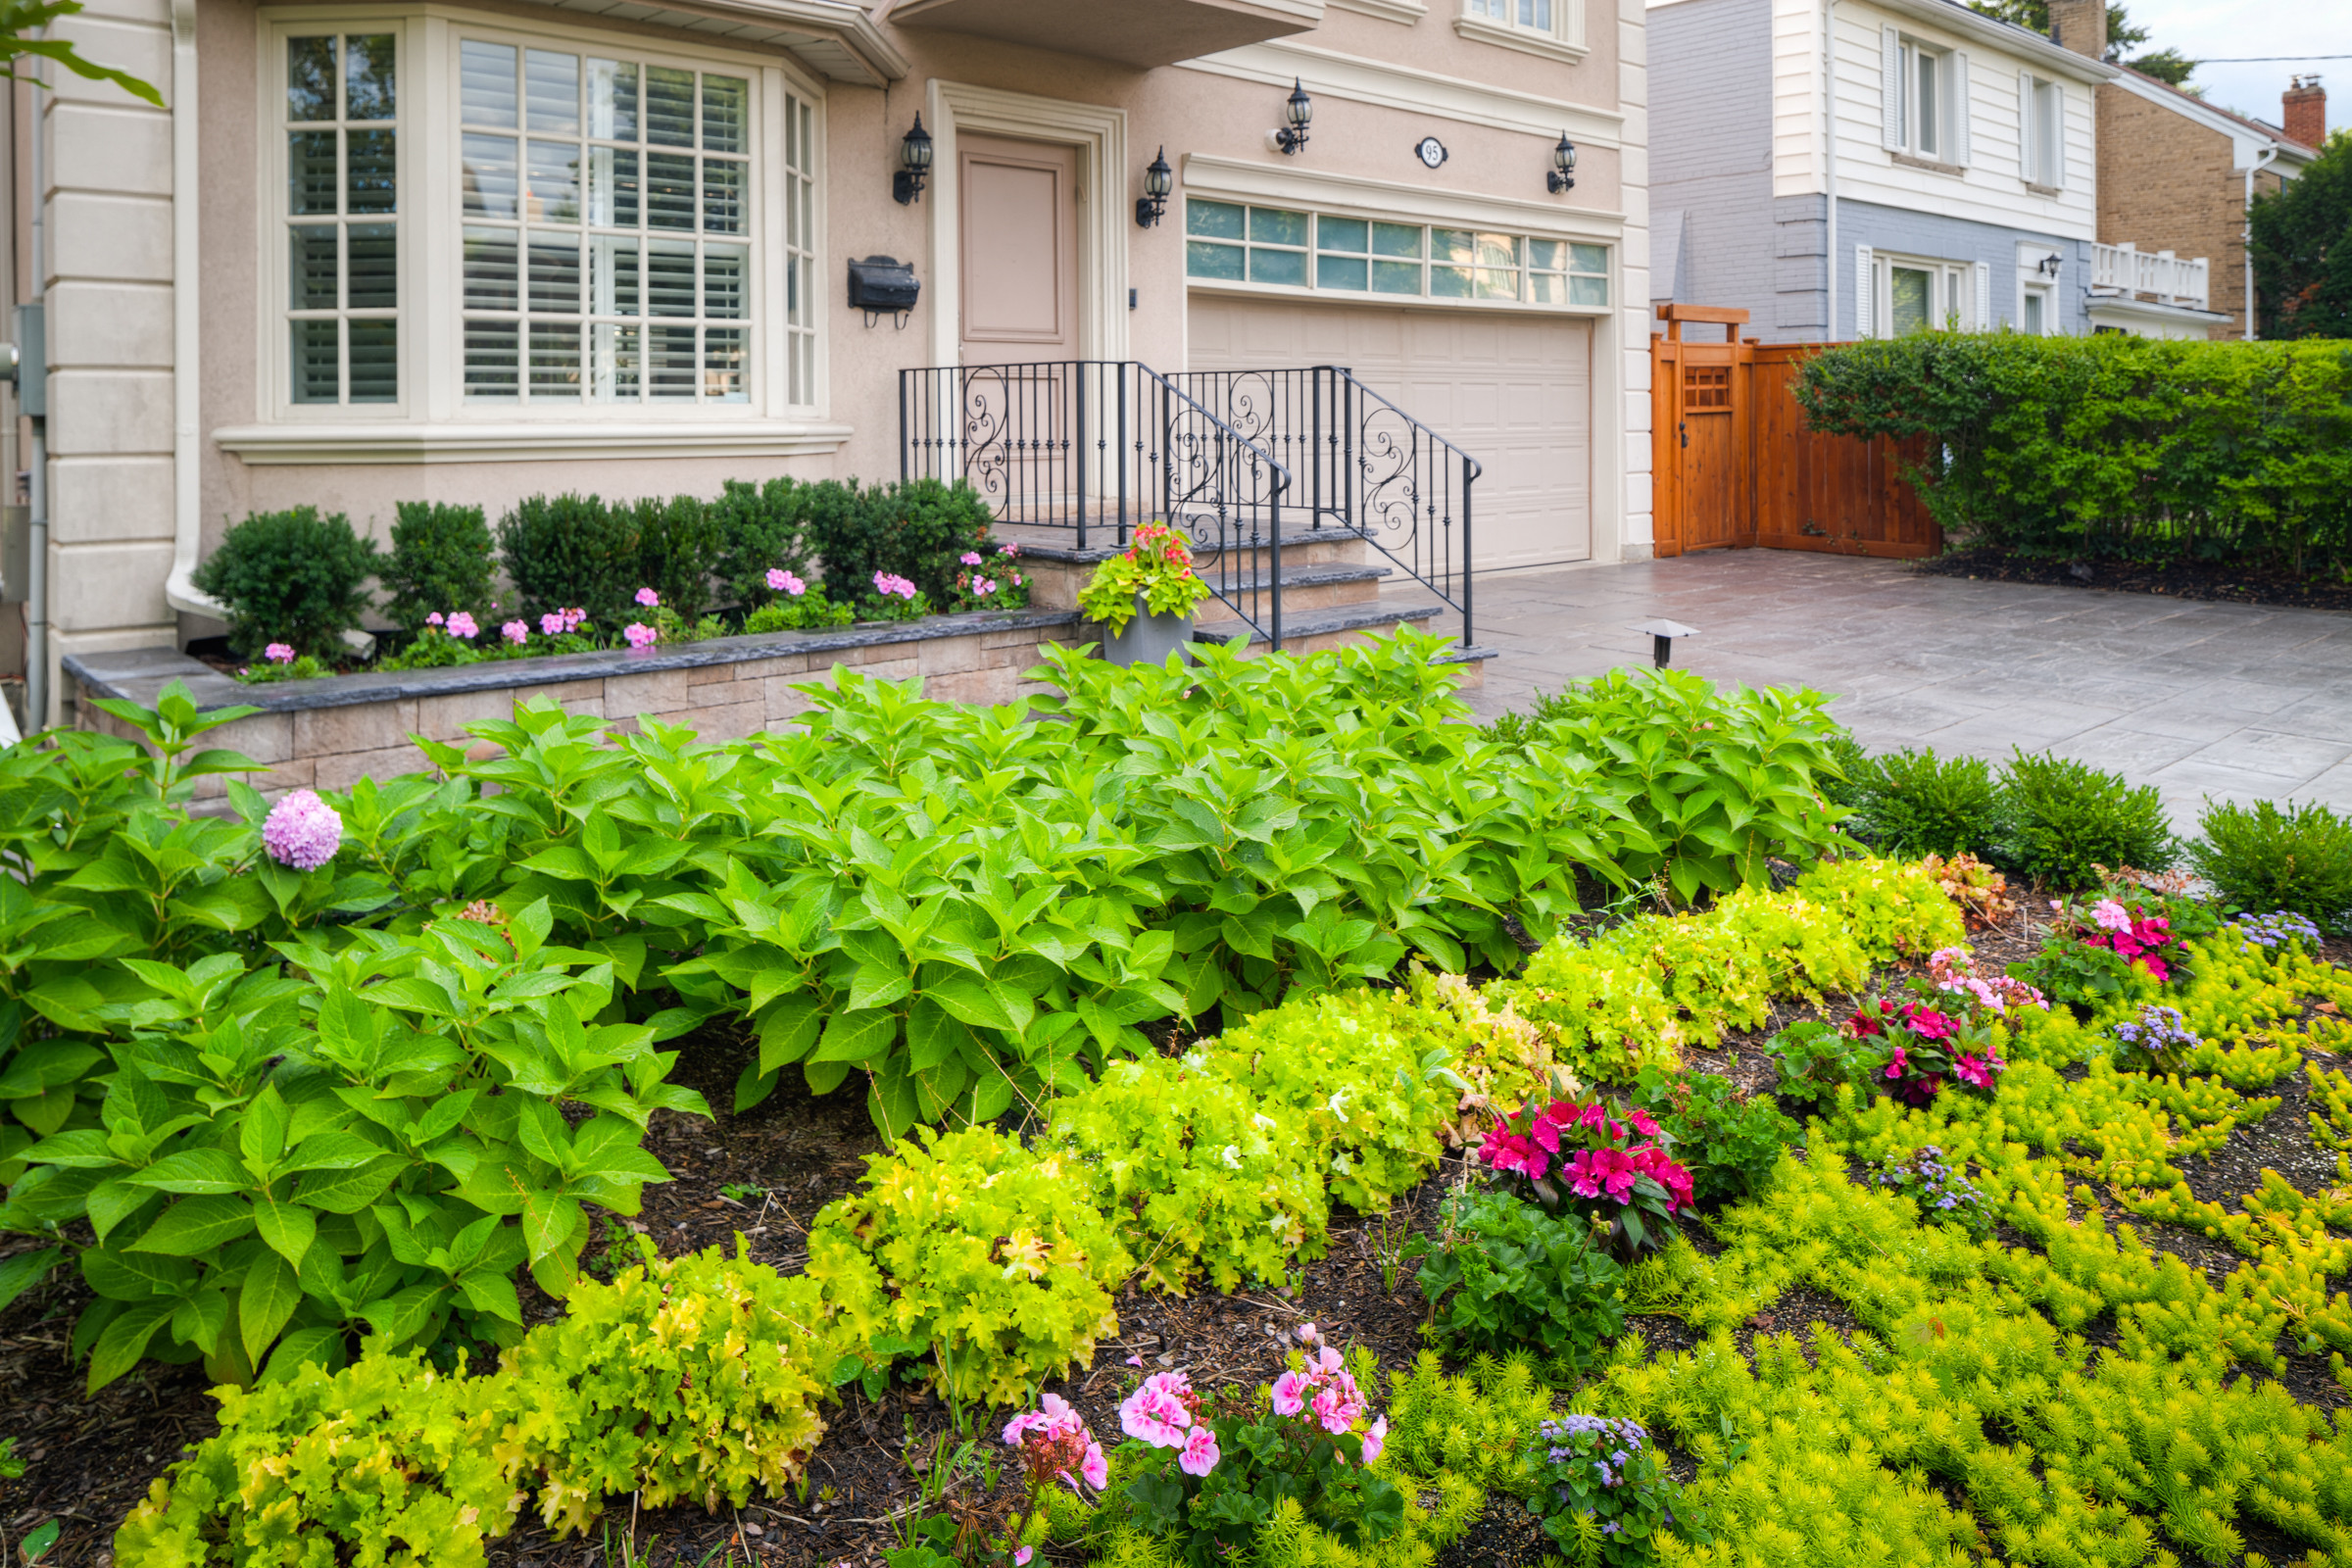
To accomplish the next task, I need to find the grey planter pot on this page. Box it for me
[1102,597,1194,668]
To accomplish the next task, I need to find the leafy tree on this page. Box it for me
[0,0,164,106]
[2250,130,2352,339]
[1963,0,2196,86]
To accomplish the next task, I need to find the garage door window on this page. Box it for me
[1188,198,1605,309]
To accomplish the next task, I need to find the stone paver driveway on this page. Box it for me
[1397,551,2352,829]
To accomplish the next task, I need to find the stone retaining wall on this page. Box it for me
[64,610,1085,799]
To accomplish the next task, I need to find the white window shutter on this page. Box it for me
[1855,245,1876,337]
[2051,88,2067,188]
[1951,52,1971,166]
[2019,72,2035,180]
[1882,27,1903,150]
[1974,261,1992,329]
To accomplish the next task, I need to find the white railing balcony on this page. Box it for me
[2091,242,2210,310]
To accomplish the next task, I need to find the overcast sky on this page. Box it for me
[2128,0,2348,137]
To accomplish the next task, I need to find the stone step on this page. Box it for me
[999,526,1373,611]
[1192,564,1392,625]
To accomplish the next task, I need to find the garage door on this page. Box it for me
[1187,295,1592,571]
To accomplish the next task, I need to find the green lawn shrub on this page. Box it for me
[377,502,496,633]
[708,476,812,610]
[1792,332,2352,576]
[803,476,998,606]
[1414,1189,1627,1368]
[1848,746,2002,859]
[1997,750,2176,890]
[496,492,639,631]
[188,507,377,660]
[2189,797,2352,933]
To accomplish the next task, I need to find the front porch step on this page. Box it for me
[1005,527,1375,611]
[1192,564,1391,625]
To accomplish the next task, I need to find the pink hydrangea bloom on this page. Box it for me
[960,551,984,565]
[446,612,479,640]
[262,788,342,872]
[624,622,659,650]
[265,643,296,664]
[501,619,529,645]
[1178,1425,1221,1477]
[636,586,661,608]
[766,567,807,596]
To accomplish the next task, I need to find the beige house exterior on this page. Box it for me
[2,0,1653,724]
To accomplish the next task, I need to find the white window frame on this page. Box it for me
[1899,38,1949,162]
[1455,0,1587,63]
[2020,74,2065,189]
[1872,252,1971,336]
[1182,197,1613,316]
[247,5,834,456]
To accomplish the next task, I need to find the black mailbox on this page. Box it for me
[848,255,919,323]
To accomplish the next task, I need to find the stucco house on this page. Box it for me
[0,0,1654,726]
[1648,0,2129,340]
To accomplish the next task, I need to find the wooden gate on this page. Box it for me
[1650,305,1939,560]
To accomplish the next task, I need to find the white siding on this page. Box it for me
[1769,0,2096,241]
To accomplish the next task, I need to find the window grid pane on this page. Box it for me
[284,32,397,407]
[1180,200,1604,308]
[463,36,755,405]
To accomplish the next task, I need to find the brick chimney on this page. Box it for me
[2049,0,2105,60]
[2283,75,2327,148]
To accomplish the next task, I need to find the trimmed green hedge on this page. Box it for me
[1792,332,2352,574]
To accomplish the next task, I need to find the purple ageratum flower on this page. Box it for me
[263,788,343,871]
[446,612,479,640]
[636,586,661,608]
[624,621,659,650]
[264,643,296,665]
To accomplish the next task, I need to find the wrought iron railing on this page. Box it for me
[900,360,1296,644]
[900,360,1476,648]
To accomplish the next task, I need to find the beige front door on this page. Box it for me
[1188,296,1593,571]
[958,134,1079,366]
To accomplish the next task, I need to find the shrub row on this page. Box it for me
[112,862,1961,1562]
[194,477,1006,659]
[1792,332,2352,575]
[1829,735,2352,924]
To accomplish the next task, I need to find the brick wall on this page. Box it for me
[1649,0,1781,331]
[2095,85,2280,338]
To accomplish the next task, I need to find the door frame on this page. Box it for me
[924,81,1129,369]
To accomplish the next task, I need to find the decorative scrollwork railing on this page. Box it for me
[900,361,1474,649]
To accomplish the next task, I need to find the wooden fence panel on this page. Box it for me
[1649,314,1940,561]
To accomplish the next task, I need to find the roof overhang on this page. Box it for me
[511,0,908,83]
[2087,295,2232,329]
[1866,0,2120,84]
[884,0,1324,69]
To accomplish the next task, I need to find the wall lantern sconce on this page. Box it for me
[1270,78,1312,155]
[894,114,934,205]
[1547,133,1578,194]
[2034,251,2064,276]
[1136,147,1174,228]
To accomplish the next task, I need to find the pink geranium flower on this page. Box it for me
[766,567,807,597]
[1178,1425,1221,1477]
[960,552,984,565]
[426,612,444,626]
[446,612,479,640]
[1120,1372,1196,1449]
[265,643,295,664]
[1360,1414,1388,1465]
[624,621,659,650]
[2091,898,2132,933]
[501,619,529,645]
[540,612,566,636]
[636,587,661,608]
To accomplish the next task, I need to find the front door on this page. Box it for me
[958,133,1079,366]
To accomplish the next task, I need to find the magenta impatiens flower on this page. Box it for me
[635,586,661,608]
[501,619,529,645]
[262,788,342,871]
[446,612,479,640]
[624,621,659,650]
[264,643,296,664]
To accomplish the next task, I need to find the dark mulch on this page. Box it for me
[4,904,2348,1568]
[1914,548,2352,614]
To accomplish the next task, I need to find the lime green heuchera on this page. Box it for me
[1076,521,1213,632]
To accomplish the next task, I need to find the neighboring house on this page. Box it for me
[0,0,1654,724]
[2088,56,2318,340]
[1649,0,2123,341]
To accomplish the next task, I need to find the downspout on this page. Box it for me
[24,60,44,727]
[1824,0,1838,338]
[2242,143,2278,341]
[164,0,219,621]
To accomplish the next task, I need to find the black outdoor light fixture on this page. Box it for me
[1630,617,1699,668]
[894,114,934,205]
[2035,251,2064,276]
[1548,132,1579,193]
[1272,78,1312,155]
[1137,146,1174,227]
